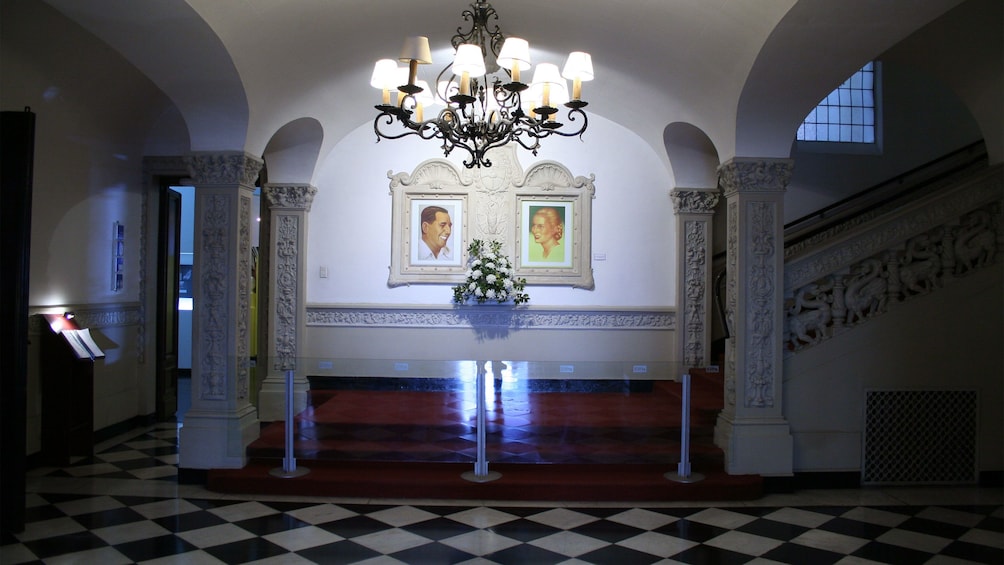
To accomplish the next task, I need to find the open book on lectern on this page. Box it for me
[62,328,105,360]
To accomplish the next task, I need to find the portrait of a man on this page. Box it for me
[523,202,573,267]
[418,205,453,260]
[410,199,463,267]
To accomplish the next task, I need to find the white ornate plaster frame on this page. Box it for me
[388,146,595,289]
[513,161,595,289]
[515,195,592,288]
[389,190,471,286]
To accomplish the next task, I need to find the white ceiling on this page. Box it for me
[42,0,996,176]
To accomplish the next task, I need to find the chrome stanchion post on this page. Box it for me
[666,372,704,483]
[462,360,501,483]
[270,368,309,478]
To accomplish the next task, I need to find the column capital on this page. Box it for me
[262,184,318,211]
[671,187,720,215]
[718,158,794,196]
[185,151,264,187]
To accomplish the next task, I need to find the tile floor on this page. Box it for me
[3,422,1002,564]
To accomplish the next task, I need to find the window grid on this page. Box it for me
[797,62,876,143]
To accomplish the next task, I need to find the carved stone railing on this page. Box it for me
[783,164,1002,353]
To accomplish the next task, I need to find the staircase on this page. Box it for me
[782,159,1001,354]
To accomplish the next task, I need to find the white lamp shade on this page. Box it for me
[370,59,399,89]
[497,37,531,70]
[399,36,432,64]
[530,63,564,89]
[561,51,594,81]
[527,75,569,106]
[394,66,410,89]
[452,44,487,77]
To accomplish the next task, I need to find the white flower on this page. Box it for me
[452,239,529,305]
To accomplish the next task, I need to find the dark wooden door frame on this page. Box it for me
[156,181,182,421]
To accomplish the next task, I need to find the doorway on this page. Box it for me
[156,181,182,421]
[155,183,261,421]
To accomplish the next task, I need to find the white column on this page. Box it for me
[179,152,263,469]
[671,188,720,368]
[257,184,317,421]
[713,158,794,476]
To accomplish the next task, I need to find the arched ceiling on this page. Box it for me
[43,0,974,175]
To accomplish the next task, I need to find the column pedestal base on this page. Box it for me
[714,413,793,476]
[257,374,309,422]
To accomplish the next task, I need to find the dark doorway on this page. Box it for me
[156,182,182,421]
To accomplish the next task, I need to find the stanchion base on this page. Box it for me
[269,467,311,479]
[664,471,705,483]
[461,470,502,483]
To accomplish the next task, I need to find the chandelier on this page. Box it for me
[370,1,593,168]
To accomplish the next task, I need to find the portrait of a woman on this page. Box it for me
[528,206,566,263]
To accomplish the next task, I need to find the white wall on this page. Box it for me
[784,266,1003,473]
[307,114,676,309]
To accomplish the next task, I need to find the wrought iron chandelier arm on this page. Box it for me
[373,109,441,142]
[540,106,589,140]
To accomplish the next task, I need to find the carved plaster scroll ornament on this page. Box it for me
[237,194,251,400]
[745,201,777,408]
[273,216,299,370]
[198,194,230,400]
[786,278,834,350]
[186,152,264,187]
[671,189,720,214]
[264,184,318,211]
[843,257,888,325]
[953,207,997,273]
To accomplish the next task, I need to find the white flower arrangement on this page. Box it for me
[452,239,529,305]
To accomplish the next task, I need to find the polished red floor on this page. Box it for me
[217,369,764,501]
[249,371,724,467]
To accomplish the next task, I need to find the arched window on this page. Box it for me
[797,62,878,144]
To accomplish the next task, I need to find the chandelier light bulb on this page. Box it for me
[453,44,487,97]
[370,59,399,105]
[562,51,593,101]
[529,63,564,112]
[497,37,531,83]
[399,36,432,93]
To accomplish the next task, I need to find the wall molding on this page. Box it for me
[28,302,141,333]
[307,304,675,331]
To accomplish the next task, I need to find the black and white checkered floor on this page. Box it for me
[3,423,1001,564]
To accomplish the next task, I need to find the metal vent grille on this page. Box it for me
[862,389,978,485]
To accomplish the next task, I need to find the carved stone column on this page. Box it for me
[179,152,263,470]
[670,188,720,368]
[713,158,794,476]
[257,184,317,421]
